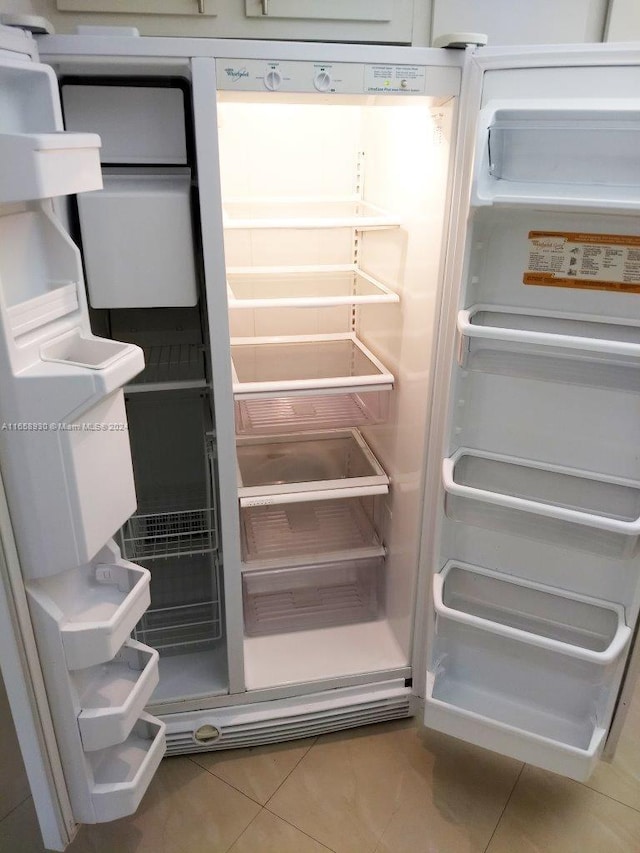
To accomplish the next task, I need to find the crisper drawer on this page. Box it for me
[242,556,382,636]
[236,429,389,506]
[77,171,197,309]
[241,497,384,568]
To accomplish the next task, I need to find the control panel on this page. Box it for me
[215,58,459,97]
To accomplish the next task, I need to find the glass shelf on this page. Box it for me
[222,198,401,230]
[231,335,393,398]
[237,428,388,507]
[227,266,398,309]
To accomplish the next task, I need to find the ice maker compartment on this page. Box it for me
[77,171,197,309]
[243,556,382,636]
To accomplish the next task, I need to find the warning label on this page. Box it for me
[524,231,640,294]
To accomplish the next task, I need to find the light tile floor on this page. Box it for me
[2,682,640,853]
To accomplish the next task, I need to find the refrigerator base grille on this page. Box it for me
[162,690,412,755]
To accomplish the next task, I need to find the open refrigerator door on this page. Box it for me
[0,29,165,851]
[422,44,640,782]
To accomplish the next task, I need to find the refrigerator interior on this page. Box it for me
[425,95,640,780]
[60,74,229,708]
[217,90,455,690]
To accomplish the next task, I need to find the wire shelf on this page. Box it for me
[128,343,206,389]
[121,502,217,561]
[134,552,222,655]
[134,599,221,653]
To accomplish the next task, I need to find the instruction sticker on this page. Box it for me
[363,64,426,94]
[524,231,640,294]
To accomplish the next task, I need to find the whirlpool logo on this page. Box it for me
[225,67,250,82]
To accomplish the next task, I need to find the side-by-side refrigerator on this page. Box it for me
[1,24,639,850]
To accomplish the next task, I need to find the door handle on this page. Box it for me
[262,0,269,14]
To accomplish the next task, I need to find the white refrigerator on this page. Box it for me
[1,24,639,851]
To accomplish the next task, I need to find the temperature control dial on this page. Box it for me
[313,70,332,92]
[264,68,282,91]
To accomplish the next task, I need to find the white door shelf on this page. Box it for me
[434,561,630,664]
[28,555,151,671]
[241,498,384,568]
[425,670,606,782]
[237,429,389,507]
[231,334,394,399]
[243,556,382,636]
[235,389,388,436]
[473,103,640,210]
[0,208,81,339]
[458,306,640,363]
[75,639,160,752]
[0,132,102,202]
[443,449,640,557]
[87,713,165,823]
[227,266,399,308]
[222,198,401,230]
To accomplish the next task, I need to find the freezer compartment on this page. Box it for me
[77,171,197,309]
[231,335,393,398]
[443,449,640,557]
[237,429,389,506]
[434,561,630,664]
[0,132,102,202]
[134,553,222,656]
[459,306,640,364]
[475,104,640,208]
[87,713,165,823]
[28,550,151,671]
[243,557,382,636]
[425,621,609,781]
[235,390,389,436]
[75,639,159,752]
[241,497,383,567]
[227,267,399,308]
[222,199,400,230]
[61,83,188,165]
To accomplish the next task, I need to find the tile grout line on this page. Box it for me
[482,762,525,853]
[573,776,640,815]
[263,736,319,806]
[0,792,33,827]
[186,736,319,808]
[222,805,266,853]
[263,807,339,853]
